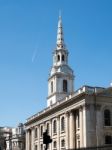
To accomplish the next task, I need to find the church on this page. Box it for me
[25,16,112,150]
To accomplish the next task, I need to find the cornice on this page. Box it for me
[25,92,86,127]
[48,72,74,81]
[25,86,112,128]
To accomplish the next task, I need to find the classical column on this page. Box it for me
[69,111,75,149]
[31,127,35,150]
[27,129,31,150]
[29,129,32,150]
[25,130,28,150]
[49,120,52,150]
[95,104,102,147]
[38,125,40,150]
[79,106,83,147]
[65,112,69,149]
[83,105,87,147]
[57,116,60,150]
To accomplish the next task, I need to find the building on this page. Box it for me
[0,127,12,150]
[0,123,25,150]
[25,16,112,150]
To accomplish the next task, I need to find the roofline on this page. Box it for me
[25,85,108,126]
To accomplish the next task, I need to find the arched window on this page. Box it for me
[62,55,65,61]
[53,141,57,149]
[53,120,57,134]
[61,139,65,148]
[51,81,53,93]
[76,110,80,128]
[40,126,43,137]
[57,55,60,61]
[104,109,111,126]
[61,116,65,131]
[35,128,38,138]
[63,80,67,92]
[105,135,112,144]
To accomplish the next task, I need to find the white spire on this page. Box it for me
[56,15,65,49]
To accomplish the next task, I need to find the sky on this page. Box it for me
[0,0,112,127]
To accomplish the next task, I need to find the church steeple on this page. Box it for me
[56,15,65,50]
[52,15,68,68]
[47,16,74,107]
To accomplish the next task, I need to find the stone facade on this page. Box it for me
[5,123,25,150]
[25,16,112,150]
[25,86,112,149]
[0,127,11,150]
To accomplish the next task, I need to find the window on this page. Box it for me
[63,80,67,92]
[13,142,15,146]
[62,55,65,61]
[104,109,111,126]
[61,139,65,148]
[53,141,57,149]
[18,142,21,148]
[40,126,43,137]
[105,135,112,144]
[57,55,60,61]
[40,144,43,150]
[35,128,38,138]
[47,123,49,134]
[35,145,37,150]
[51,81,53,93]
[78,141,80,148]
[61,116,65,131]
[53,120,57,134]
[50,100,52,106]
[76,110,80,128]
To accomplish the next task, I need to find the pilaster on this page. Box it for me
[57,116,60,150]
[49,120,52,150]
[27,129,31,150]
[38,125,40,150]
[83,105,87,147]
[65,112,69,149]
[26,130,28,150]
[79,106,83,147]
[31,127,34,150]
[95,104,102,147]
[69,111,75,149]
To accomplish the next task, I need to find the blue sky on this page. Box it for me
[0,0,112,127]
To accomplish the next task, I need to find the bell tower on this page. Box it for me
[47,16,74,107]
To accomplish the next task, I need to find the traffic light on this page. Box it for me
[43,130,52,145]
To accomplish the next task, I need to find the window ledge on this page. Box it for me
[53,133,57,136]
[61,130,65,133]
